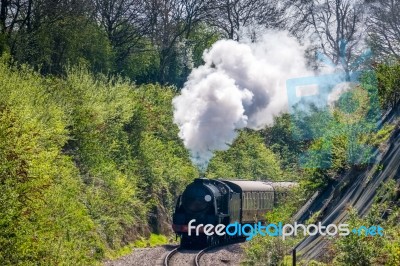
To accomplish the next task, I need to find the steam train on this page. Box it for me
[172,178,297,247]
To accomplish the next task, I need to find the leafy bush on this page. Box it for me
[206,130,285,180]
[375,62,400,109]
[0,60,198,264]
[244,190,303,265]
[0,60,103,265]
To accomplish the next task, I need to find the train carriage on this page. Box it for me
[221,180,275,223]
[172,178,297,247]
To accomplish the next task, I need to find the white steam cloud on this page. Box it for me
[173,31,311,171]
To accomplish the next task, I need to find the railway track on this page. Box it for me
[163,246,210,266]
[194,246,211,266]
[163,246,180,266]
[164,238,245,266]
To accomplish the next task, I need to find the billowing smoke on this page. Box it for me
[173,31,311,171]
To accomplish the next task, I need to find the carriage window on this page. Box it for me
[257,192,260,209]
[270,192,273,208]
[264,193,267,209]
[272,193,275,207]
[263,192,267,209]
[253,193,256,209]
[262,193,265,209]
[245,193,248,210]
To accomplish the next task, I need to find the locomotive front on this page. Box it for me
[181,179,216,214]
[172,178,230,246]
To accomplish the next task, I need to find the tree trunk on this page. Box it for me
[0,0,8,34]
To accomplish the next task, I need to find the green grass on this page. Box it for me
[134,234,169,248]
[105,234,171,259]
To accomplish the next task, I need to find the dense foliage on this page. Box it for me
[375,62,400,109]
[0,60,198,264]
[0,0,399,265]
[244,68,399,265]
[0,53,398,266]
[206,131,286,181]
[0,0,397,88]
[308,181,400,266]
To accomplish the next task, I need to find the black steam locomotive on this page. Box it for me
[172,178,297,247]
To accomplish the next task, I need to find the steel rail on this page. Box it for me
[164,247,179,266]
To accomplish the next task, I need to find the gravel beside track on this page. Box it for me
[104,243,244,266]
[104,245,176,266]
[198,243,244,266]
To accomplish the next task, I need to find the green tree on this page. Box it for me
[206,130,284,180]
[127,84,198,232]
[375,62,400,109]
